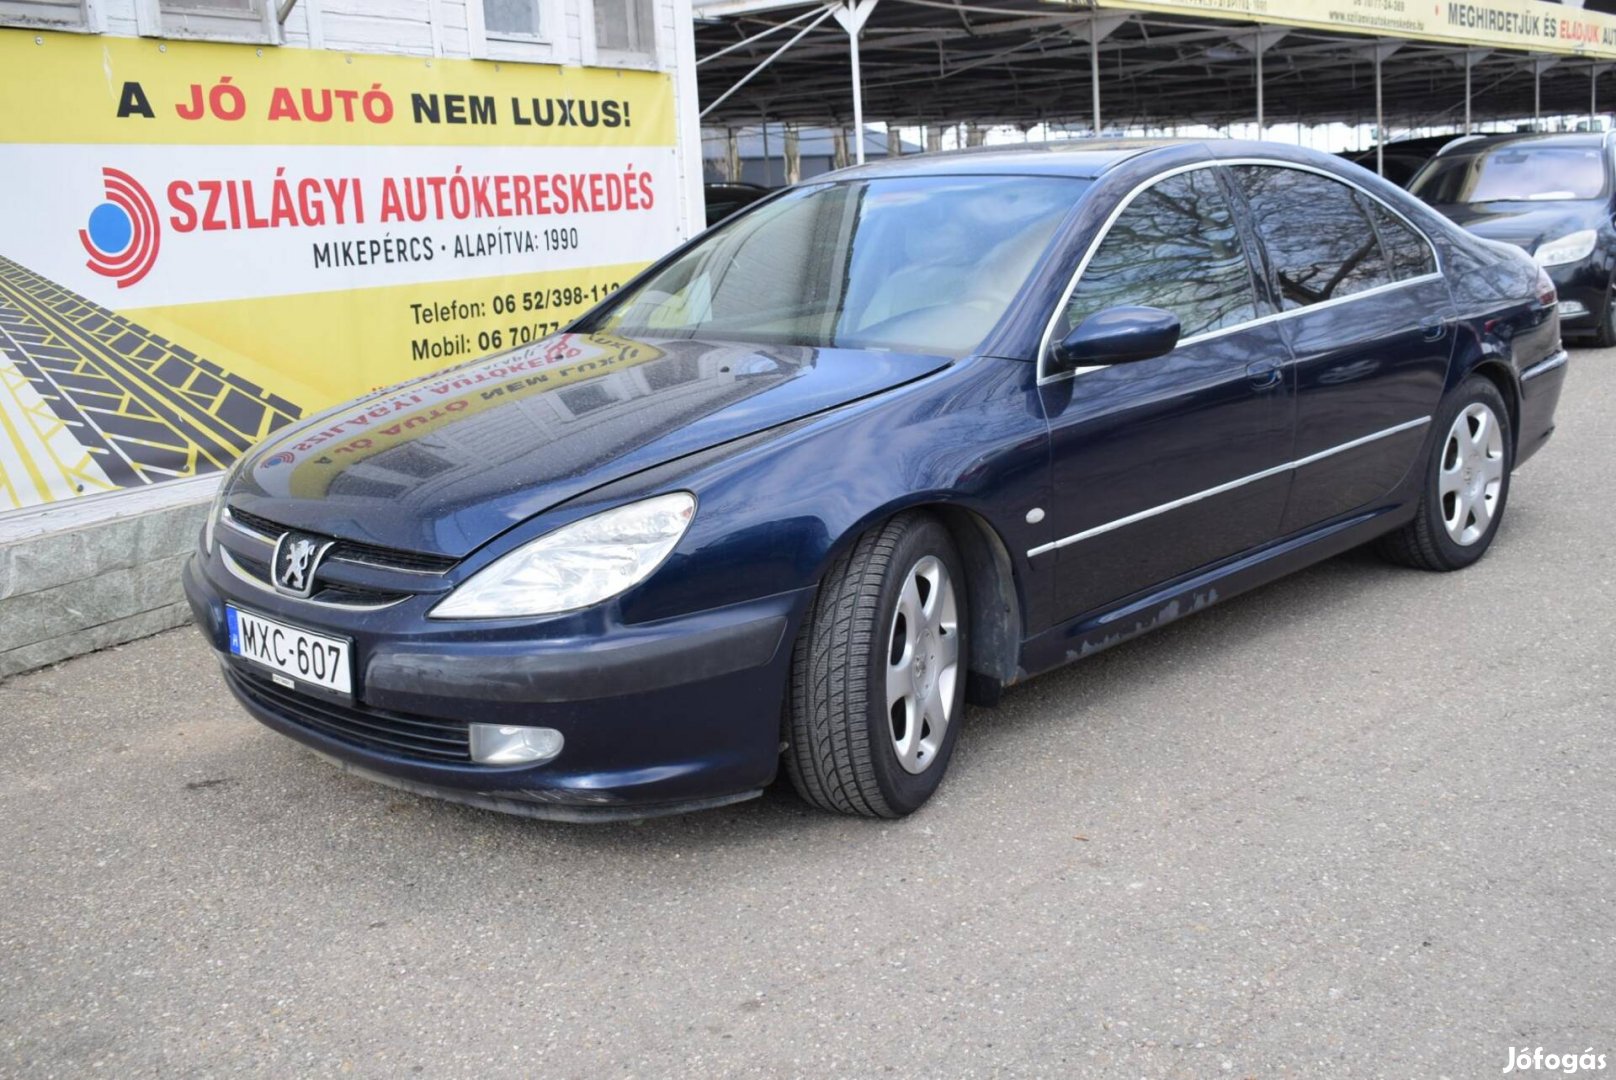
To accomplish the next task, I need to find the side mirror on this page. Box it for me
[1050,305,1181,372]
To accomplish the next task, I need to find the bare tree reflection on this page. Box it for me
[1062,169,1257,340]
[1234,166,1394,309]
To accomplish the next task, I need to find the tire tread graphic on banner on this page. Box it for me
[0,256,301,512]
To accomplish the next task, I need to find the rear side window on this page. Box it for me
[1233,165,1395,309]
[1361,199,1437,279]
[1057,168,1258,342]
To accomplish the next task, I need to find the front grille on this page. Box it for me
[226,665,471,762]
[229,550,409,608]
[227,507,459,575]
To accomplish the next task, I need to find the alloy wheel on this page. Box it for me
[1439,401,1506,546]
[885,555,961,775]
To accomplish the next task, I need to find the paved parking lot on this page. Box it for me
[2,350,1613,1079]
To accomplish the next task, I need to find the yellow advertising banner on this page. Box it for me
[1093,0,1616,58]
[0,30,683,513]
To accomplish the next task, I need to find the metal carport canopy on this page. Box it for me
[693,0,1616,162]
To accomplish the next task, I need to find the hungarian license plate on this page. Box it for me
[227,605,352,696]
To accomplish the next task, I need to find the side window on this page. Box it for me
[1057,168,1258,343]
[1233,166,1394,309]
[1362,199,1438,280]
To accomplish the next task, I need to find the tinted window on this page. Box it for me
[1410,144,1607,204]
[598,176,1082,358]
[1234,166,1393,309]
[1057,168,1258,342]
[1362,199,1437,279]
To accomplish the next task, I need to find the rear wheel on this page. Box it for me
[1377,375,1512,571]
[784,513,967,817]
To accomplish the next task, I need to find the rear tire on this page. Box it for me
[1377,375,1512,572]
[784,513,968,818]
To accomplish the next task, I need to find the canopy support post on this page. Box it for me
[832,0,878,165]
[1357,41,1402,177]
[1449,49,1489,136]
[1241,29,1286,138]
[1256,38,1263,133]
[1092,14,1101,135]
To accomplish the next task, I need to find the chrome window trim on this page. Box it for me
[1025,415,1432,558]
[220,548,407,613]
[1037,157,1445,387]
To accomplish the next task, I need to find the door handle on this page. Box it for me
[1418,317,1447,341]
[1245,358,1283,390]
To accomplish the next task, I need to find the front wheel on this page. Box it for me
[1377,375,1512,571]
[784,513,968,817]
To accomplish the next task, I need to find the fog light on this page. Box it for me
[1560,300,1589,318]
[469,724,563,765]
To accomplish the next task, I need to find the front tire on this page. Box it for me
[784,513,968,817]
[1377,375,1512,571]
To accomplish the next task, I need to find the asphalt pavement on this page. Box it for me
[2,349,1612,1079]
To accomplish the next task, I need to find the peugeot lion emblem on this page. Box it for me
[272,532,332,599]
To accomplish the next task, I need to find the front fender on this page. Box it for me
[581,354,1055,635]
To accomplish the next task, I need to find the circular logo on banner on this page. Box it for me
[78,167,161,289]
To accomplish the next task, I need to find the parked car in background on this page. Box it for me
[1410,131,1616,343]
[702,181,772,225]
[1343,135,1456,187]
[185,140,1567,822]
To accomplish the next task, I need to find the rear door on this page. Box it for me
[1229,163,1452,532]
[1038,164,1296,622]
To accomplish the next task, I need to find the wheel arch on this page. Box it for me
[814,499,1026,708]
[931,505,1024,706]
[1464,355,1522,456]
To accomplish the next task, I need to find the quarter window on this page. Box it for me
[1233,165,1395,309]
[1056,168,1258,343]
[1362,199,1437,279]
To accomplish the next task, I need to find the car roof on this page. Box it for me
[825,138,1195,181]
[820,137,1381,183]
[1433,131,1614,157]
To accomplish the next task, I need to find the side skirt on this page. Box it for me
[1015,503,1414,681]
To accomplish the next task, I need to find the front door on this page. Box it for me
[1037,165,1296,623]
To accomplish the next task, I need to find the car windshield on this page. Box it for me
[592,175,1085,357]
[1410,144,1609,204]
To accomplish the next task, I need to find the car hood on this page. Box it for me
[230,333,949,557]
[1430,199,1605,253]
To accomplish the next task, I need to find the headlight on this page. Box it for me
[430,492,696,619]
[1534,229,1598,267]
[201,458,242,554]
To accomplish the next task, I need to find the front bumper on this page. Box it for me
[183,551,813,819]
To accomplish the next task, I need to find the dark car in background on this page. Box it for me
[702,181,772,225]
[1411,131,1616,343]
[1343,134,1458,188]
[185,140,1567,822]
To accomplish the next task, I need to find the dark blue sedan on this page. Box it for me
[184,139,1568,821]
